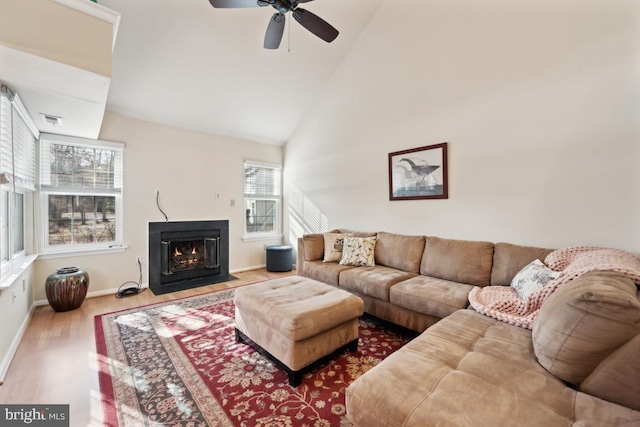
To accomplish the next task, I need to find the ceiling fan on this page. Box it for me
[208,0,339,49]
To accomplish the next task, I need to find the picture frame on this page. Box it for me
[388,142,448,200]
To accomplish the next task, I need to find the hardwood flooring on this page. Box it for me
[0,268,295,427]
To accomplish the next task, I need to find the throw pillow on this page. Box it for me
[510,259,561,299]
[323,232,352,263]
[339,237,377,267]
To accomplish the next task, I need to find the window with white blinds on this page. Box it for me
[40,136,123,194]
[0,86,38,266]
[244,161,281,237]
[39,134,124,251]
[0,89,37,190]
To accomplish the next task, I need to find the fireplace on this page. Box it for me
[148,220,236,295]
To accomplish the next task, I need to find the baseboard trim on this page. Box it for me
[0,304,36,384]
[230,264,266,273]
[34,283,150,307]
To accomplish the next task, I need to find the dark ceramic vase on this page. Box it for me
[45,266,90,312]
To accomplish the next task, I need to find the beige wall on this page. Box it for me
[284,0,640,254]
[33,112,283,301]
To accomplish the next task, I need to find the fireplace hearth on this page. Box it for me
[148,220,236,295]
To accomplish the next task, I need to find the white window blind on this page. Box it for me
[244,161,281,197]
[0,88,38,190]
[40,135,123,195]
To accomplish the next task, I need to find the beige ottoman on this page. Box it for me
[234,276,364,386]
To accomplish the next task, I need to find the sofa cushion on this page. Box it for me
[532,271,640,387]
[375,232,426,273]
[302,260,355,286]
[390,275,474,319]
[510,259,561,299]
[339,266,417,301]
[340,236,377,267]
[580,334,640,411]
[421,237,494,287]
[346,309,639,427]
[491,242,554,286]
[302,233,325,261]
[323,232,352,262]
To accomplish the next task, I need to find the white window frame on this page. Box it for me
[0,189,27,262]
[39,133,124,255]
[243,160,282,240]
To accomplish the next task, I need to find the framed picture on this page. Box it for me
[388,142,448,200]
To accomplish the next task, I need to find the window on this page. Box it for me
[244,161,281,238]
[39,134,123,252]
[0,86,37,268]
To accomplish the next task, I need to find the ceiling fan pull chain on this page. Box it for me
[288,16,291,52]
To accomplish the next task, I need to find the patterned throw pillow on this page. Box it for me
[323,232,353,262]
[339,237,377,267]
[511,259,561,299]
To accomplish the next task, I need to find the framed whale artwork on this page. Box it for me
[388,142,448,201]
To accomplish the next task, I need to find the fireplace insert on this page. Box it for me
[149,220,235,295]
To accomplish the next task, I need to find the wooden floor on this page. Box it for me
[0,268,295,427]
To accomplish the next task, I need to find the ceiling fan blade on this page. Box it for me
[264,13,285,49]
[295,0,315,3]
[209,0,262,8]
[292,8,339,43]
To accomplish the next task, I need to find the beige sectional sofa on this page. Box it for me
[296,230,640,426]
[297,230,551,332]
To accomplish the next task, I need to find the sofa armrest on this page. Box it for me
[297,233,325,276]
[297,237,306,275]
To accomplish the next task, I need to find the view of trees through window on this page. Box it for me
[48,195,116,245]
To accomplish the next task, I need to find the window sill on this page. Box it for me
[0,254,38,290]
[242,234,284,242]
[37,245,128,260]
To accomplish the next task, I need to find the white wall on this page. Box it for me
[33,112,283,301]
[284,0,640,254]
[0,265,34,382]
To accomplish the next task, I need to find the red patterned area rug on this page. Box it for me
[95,288,412,427]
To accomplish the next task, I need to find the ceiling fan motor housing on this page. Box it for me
[274,0,294,14]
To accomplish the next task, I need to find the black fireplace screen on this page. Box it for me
[161,237,220,275]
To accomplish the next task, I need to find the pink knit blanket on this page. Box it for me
[467,246,640,329]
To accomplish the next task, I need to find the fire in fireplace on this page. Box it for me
[149,220,235,295]
[161,237,219,275]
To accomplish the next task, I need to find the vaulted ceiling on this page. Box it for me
[100,0,382,145]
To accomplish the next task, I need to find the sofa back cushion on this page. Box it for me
[491,243,554,286]
[333,229,378,238]
[375,232,426,273]
[532,271,640,394]
[421,237,494,287]
[302,233,325,261]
